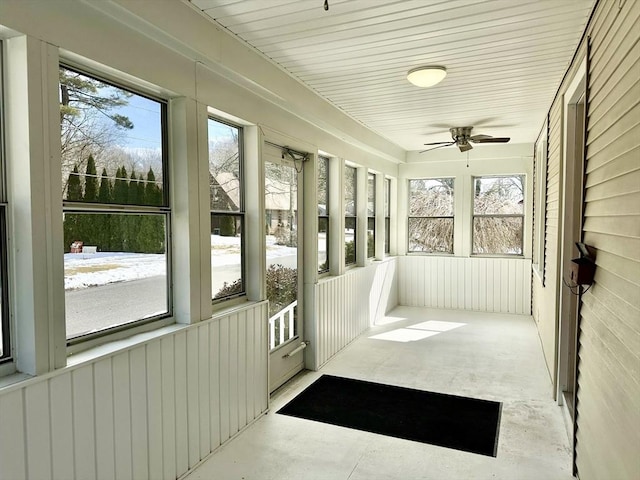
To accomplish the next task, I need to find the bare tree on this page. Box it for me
[59,67,133,196]
[408,178,454,252]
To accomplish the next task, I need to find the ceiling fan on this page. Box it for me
[421,126,510,153]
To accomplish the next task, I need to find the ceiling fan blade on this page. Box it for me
[472,136,510,143]
[423,141,455,146]
[420,142,455,153]
[458,143,473,152]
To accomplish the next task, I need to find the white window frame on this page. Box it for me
[407,177,455,254]
[0,42,11,366]
[60,64,172,347]
[533,121,548,283]
[367,171,376,259]
[208,116,246,303]
[471,174,525,257]
[318,155,330,274]
[384,177,391,255]
[344,164,357,266]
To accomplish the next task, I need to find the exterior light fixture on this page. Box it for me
[407,66,447,87]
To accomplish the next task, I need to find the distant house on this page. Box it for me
[210,172,240,235]
[212,171,297,235]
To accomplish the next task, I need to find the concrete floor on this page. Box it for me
[184,307,574,480]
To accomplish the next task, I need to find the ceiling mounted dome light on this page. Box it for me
[407,66,447,87]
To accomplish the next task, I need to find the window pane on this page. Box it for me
[60,67,165,207]
[344,165,357,216]
[0,45,8,359]
[409,178,454,216]
[318,157,328,215]
[318,157,329,274]
[473,176,524,215]
[0,210,8,358]
[384,217,390,254]
[64,212,168,339]
[408,217,453,253]
[367,172,375,216]
[345,216,356,265]
[384,178,390,217]
[473,216,523,255]
[208,119,241,212]
[384,178,390,255]
[367,217,375,258]
[318,216,329,273]
[211,214,244,300]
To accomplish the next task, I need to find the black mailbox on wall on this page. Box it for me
[570,242,596,286]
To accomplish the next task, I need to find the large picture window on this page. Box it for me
[318,156,329,273]
[408,178,454,253]
[344,165,357,265]
[472,175,524,255]
[208,118,245,301]
[61,66,169,341]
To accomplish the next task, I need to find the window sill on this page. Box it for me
[66,315,176,356]
[407,252,454,256]
[0,371,32,391]
[470,254,526,259]
[67,322,185,368]
[211,298,267,320]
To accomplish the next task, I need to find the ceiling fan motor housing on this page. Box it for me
[450,126,473,142]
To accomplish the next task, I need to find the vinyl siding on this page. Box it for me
[532,90,565,382]
[575,0,640,477]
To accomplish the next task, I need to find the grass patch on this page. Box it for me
[212,245,240,254]
[65,264,120,275]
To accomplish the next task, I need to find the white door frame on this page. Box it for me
[263,142,308,392]
[556,57,587,408]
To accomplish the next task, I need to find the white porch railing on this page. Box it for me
[268,300,297,350]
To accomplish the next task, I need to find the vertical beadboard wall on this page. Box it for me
[368,259,398,326]
[575,0,640,478]
[0,301,268,480]
[398,256,532,315]
[314,258,398,368]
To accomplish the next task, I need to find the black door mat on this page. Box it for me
[277,374,501,457]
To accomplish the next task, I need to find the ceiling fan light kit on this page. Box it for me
[407,66,447,87]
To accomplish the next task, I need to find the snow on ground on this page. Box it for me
[65,235,303,290]
[64,252,166,290]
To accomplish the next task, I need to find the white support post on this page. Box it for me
[170,97,205,324]
[6,36,66,374]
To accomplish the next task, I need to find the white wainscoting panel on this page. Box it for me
[398,256,532,315]
[314,258,398,368]
[0,301,268,480]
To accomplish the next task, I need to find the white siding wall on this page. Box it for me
[0,302,269,480]
[398,256,532,315]
[532,0,640,477]
[532,91,566,382]
[576,0,640,477]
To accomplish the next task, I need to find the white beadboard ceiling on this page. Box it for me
[191,0,594,152]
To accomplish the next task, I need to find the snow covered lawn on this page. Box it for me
[64,235,301,290]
